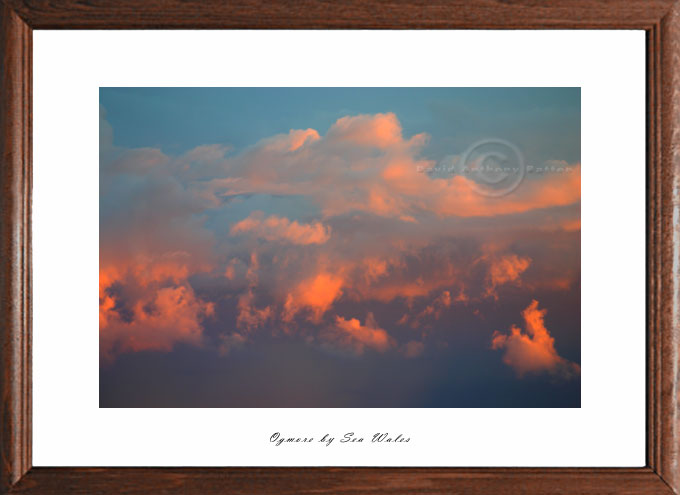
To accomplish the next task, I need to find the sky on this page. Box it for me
[99,87,581,407]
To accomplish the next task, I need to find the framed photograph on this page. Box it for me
[1,1,678,493]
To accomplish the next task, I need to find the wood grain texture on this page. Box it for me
[1,0,677,29]
[657,0,680,491]
[648,19,664,476]
[1,0,680,494]
[6,468,676,495]
[0,2,31,493]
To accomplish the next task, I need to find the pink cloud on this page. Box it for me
[345,254,458,305]
[236,289,273,331]
[201,112,580,222]
[100,281,214,365]
[231,212,331,245]
[325,313,395,355]
[491,300,580,378]
[483,253,532,299]
[405,290,453,328]
[99,251,215,363]
[560,218,581,232]
[288,128,320,151]
[283,272,344,323]
[100,108,580,363]
[430,166,581,218]
[327,113,403,149]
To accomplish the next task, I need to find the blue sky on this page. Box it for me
[101,87,580,164]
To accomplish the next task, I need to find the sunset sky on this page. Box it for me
[99,88,580,407]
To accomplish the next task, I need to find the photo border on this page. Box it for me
[0,1,678,493]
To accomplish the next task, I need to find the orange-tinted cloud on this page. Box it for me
[345,254,458,305]
[405,290,453,328]
[224,260,236,280]
[454,287,469,303]
[327,113,403,149]
[99,252,215,363]
[100,108,580,363]
[231,212,331,245]
[202,112,580,222]
[426,290,452,314]
[325,313,394,355]
[401,340,425,358]
[236,289,273,331]
[362,257,390,283]
[561,218,581,232]
[484,253,532,299]
[99,265,123,328]
[283,272,344,322]
[431,167,581,218]
[100,282,214,364]
[126,252,204,287]
[288,128,320,151]
[99,292,117,329]
[255,128,321,155]
[491,300,580,378]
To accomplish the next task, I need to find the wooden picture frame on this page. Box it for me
[1,1,678,493]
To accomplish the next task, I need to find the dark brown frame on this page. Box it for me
[0,1,678,493]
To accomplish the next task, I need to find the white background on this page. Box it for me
[32,30,645,467]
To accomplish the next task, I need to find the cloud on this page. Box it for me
[491,300,580,379]
[236,289,273,331]
[483,253,532,299]
[99,249,218,363]
[402,290,453,328]
[402,340,425,358]
[218,332,247,356]
[324,313,395,355]
[560,218,581,232]
[231,211,331,245]
[100,276,214,364]
[430,166,581,218]
[283,272,344,323]
[288,128,320,151]
[327,113,403,148]
[422,290,452,316]
[341,251,459,305]
[99,107,580,363]
[201,112,579,221]
[99,110,217,363]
